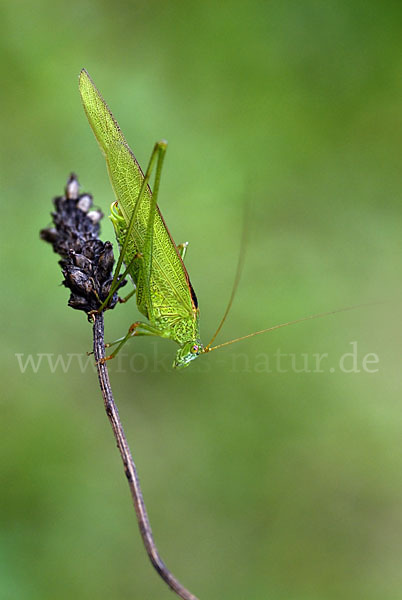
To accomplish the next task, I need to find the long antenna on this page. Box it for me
[204,201,249,351]
[203,301,383,354]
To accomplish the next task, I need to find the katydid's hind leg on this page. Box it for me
[177,242,189,261]
[100,140,165,312]
[106,251,142,307]
[141,141,167,323]
[117,250,143,304]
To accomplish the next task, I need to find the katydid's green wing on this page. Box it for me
[78,69,197,324]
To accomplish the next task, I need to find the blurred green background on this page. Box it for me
[2,1,402,599]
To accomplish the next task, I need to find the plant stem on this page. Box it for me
[92,311,199,600]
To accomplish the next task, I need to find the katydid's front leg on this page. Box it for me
[102,321,166,362]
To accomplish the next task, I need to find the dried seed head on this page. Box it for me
[41,174,126,315]
[87,209,103,224]
[77,194,93,213]
[65,173,80,200]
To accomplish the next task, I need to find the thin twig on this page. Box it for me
[92,311,199,600]
[42,176,198,599]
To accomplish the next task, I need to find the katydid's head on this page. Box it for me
[173,341,204,369]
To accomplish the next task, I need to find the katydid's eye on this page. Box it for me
[191,345,199,354]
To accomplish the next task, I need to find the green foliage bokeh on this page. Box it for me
[2,1,402,599]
